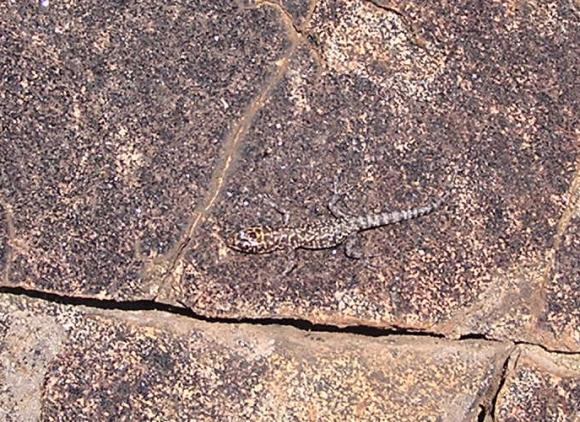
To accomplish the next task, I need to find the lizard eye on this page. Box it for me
[226,226,273,253]
[239,230,257,241]
[228,228,262,251]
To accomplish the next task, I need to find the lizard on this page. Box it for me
[226,177,450,260]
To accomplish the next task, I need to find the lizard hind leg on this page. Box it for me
[345,234,381,271]
[281,249,297,276]
[345,233,364,259]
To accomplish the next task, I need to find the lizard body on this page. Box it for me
[226,194,446,255]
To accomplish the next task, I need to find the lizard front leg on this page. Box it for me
[262,194,290,226]
[329,176,354,219]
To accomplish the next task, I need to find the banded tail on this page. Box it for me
[353,193,447,231]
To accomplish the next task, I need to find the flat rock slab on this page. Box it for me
[0,293,514,421]
[170,0,580,352]
[496,345,580,422]
[0,0,291,298]
[1,0,579,354]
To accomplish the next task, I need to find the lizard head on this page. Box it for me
[226,226,278,254]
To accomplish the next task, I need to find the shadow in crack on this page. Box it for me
[0,286,446,339]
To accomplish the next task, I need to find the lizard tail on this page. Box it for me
[355,193,448,230]
[354,167,457,230]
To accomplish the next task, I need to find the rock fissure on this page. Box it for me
[157,3,305,299]
[490,349,521,422]
[2,285,580,357]
[0,286,444,338]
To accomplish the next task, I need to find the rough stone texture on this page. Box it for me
[0,0,290,299]
[495,345,580,422]
[0,293,511,421]
[0,1,578,419]
[0,0,575,348]
[542,212,580,350]
[443,176,580,352]
[279,0,316,28]
[0,200,10,281]
[169,0,579,351]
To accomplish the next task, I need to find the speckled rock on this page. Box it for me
[0,0,578,372]
[446,197,580,353]
[0,0,290,299]
[0,293,513,421]
[542,210,580,350]
[1,1,578,420]
[495,345,580,422]
[167,0,579,351]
